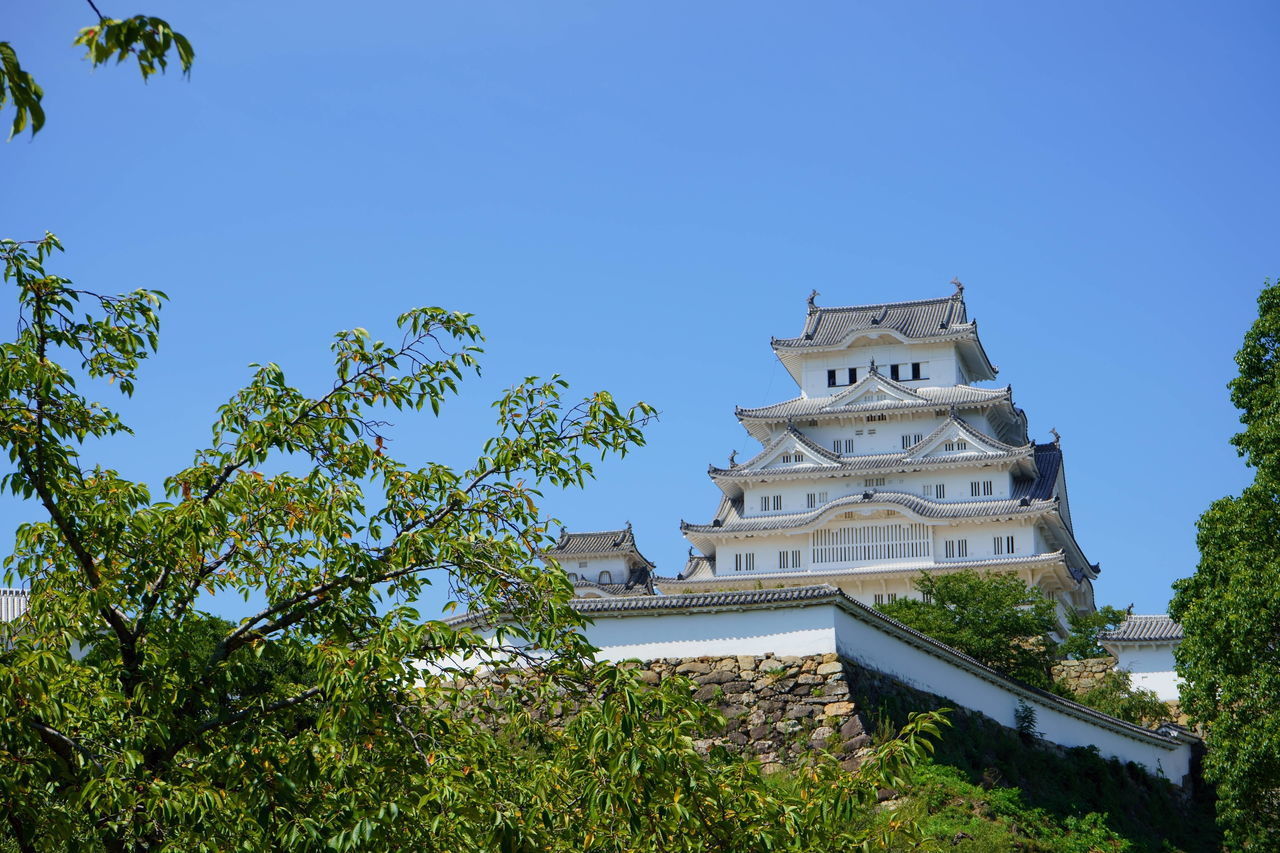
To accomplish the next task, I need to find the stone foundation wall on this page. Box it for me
[638,653,872,771]
[1051,656,1117,692]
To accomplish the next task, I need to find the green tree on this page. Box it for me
[1058,604,1128,661]
[0,233,946,851]
[1170,277,1280,849]
[1070,671,1169,728]
[878,570,1058,688]
[2,5,193,138]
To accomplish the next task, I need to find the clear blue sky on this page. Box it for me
[4,1,1277,617]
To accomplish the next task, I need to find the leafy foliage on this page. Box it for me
[73,17,195,82]
[1068,671,1169,729]
[0,43,44,139]
[0,233,948,851]
[1171,281,1280,849]
[878,570,1058,688]
[1,12,192,140]
[1059,604,1128,661]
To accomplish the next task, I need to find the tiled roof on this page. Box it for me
[737,384,1010,421]
[546,524,655,569]
[1013,444,1061,501]
[1101,615,1183,643]
[773,295,970,348]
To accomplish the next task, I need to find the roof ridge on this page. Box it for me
[810,294,958,313]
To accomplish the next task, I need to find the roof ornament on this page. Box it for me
[807,289,820,311]
[1050,427,1061,446]
[950,277,964,296]
[728,449,738,468]
[862,490,875,500]
[949,403,959,419]
[868,358,878,375]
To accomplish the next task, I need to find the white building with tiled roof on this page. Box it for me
[1101,615,1183,702]
[662,284,1099,626]
[542,523,656,598]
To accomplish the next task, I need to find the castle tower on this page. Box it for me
[662,286,1098,622]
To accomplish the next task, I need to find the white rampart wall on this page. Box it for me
[582,603,1193,782]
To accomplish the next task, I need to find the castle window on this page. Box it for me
[733,553,755,572]
[865,414,887,422]
[568,573,579,581]
[924,483,946,499]
[811,522,931,564]
[778,549,802,569]
[806,490,828,508]
[971,480,994,497]
[827,368,857,387]
[943,439,969,452]
[577,561,588,569]
[864,477,885,487]
[843,438,856,453]
[598,571,612,584]
[772,495,782,510]
[874,593,885,605]
[911,362,927,380]
[901,433,923,449]
[922,591,933,604]
[887,592,898,602]
[993,535,1015,555]
[944,539,969,558]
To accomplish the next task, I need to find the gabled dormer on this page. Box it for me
[823,368,927,409]
[711,427,841,477]
[903,415,1026,463]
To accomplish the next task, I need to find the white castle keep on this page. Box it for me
[550,284,1099,628]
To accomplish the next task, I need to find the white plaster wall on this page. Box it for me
[572,604,1193,781]
[586,607,837,661]
[741,469,1014,519]
[1112,645,1182,703]
[715,518,1037,574]
[797,343,959,398]
[561,555,628,585]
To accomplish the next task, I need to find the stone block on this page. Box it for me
[675,661,711,675]
[839,718,865,739]
[816,661,844,675]
[694,670,738,685]
[809,725,835,743]
[823,701,856,717]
